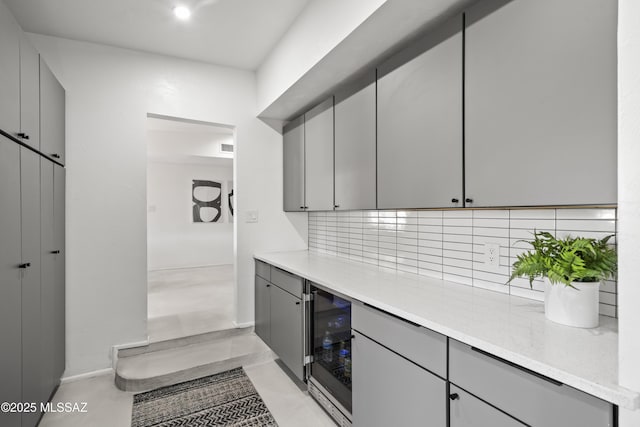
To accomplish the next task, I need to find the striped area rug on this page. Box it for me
[131,367,278,426]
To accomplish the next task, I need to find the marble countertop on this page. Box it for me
[255,250,640,410]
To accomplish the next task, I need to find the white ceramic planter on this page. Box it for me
[543,278,600,328]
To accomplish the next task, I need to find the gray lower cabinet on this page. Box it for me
[283,115,305,212]
[0,1,21,136]
[449,340,614,427]
[449,385,525,427]
[352,331,446,427]
[464,0,617,207]
[254,262,304,381]
[304,98,334,211]
[254,275,271,347]
[269,284,304,381]
[334,72,376,210]
[20,148,43,427]
[0,136,22,427]
[19,34,40,151]
[40,58,66,164]
[377,15,463,209]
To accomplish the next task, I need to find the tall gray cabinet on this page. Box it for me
[464,0,617,207]
[377,16,463,209]
[304,98,334,211]
[0,4,66,426]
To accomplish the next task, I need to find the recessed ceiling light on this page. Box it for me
[173,5,191,20]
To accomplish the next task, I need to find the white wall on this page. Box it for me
[256,0,386,113]
[29,34,308,376]
[147,160,233,270]
[618,1,640,425]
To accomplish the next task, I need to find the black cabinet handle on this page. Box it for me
[295,301,300,305]
[300,206,305,209]
[51,250,61,254]
[465,198,473,203]
[449,393,460,401]
[334,205,340,209]
[451,198,459,203]
[18,262,31,269]
[51,154,61,159]
[266,284,271,287]
[17,132,30,140]
[351,335,355,340]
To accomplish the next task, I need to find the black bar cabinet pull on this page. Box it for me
[295,301,300,305]
[449,393,460,401]
[51,250,61,254]
[451,198,459,203]
[465,198,473,203]
[51,153,61,159]
[18,263,31,269]
[266,284,270,288]
[17,132,29,140]
[351,335,355,340]
[334,205,340,209]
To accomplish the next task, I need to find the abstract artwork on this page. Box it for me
[192,180,221,223]
[228,181,234,218]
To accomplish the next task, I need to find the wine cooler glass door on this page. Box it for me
[311,286,352,413]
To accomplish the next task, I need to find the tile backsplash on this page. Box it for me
[309,208,617,318]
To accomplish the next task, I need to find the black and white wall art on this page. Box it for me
[192,179,222,222]
[228,180,234,218]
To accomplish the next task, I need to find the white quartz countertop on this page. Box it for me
[255,250,640,410]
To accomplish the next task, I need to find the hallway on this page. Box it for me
[147,265,234,342]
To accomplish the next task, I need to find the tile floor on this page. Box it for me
[147,265,235,342]
[39,360,335,427]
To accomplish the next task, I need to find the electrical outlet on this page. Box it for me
[484,243,500,270]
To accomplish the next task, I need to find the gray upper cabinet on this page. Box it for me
[377,16,463,209]
[334,72,377,211]
[304,98,334,211]
[283,115,305,212]
[0,136,22,427]
[465,0,617,207]
[40,58,66,164]
[0,3,21,136]
[20,34,40,151]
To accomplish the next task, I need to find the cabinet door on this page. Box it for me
[352,331,446,427]
[449,385,525,427]
[20,148,43,427]
[40,58,66,164]
[465,0,617,207]
[334,72,376,210]
[0,2,21,135]
[20,34,40,151]
[270,285,303,381]
[254,276,271,347]
[283,116,305,212]
[304,98,334,211]
[377,16,463,209]
[40,159,57,403]
[0,136,22,427]
[53,165,66,379]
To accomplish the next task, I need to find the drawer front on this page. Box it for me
[352,303,446,378]
[449,340,614,427]
[270,266,303,298]
[449,384,525,427]
[255,259,271,281]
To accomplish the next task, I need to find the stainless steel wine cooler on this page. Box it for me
[307,283,352,427]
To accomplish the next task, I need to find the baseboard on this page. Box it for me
[148,263,233,272]
[233,321,255,328]
[111,338,150,369]
[61,368,114,384]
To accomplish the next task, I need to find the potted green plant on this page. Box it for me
[508,231,617,328]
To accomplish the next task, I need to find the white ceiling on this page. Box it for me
[3,0,311,70]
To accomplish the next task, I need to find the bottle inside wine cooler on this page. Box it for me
[322,330,333,362]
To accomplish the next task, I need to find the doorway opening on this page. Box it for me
[146,114,235,343]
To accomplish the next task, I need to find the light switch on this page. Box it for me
[245,210,259,223]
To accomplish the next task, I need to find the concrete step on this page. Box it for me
[115,332,273,392]
[118,326,253,358]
